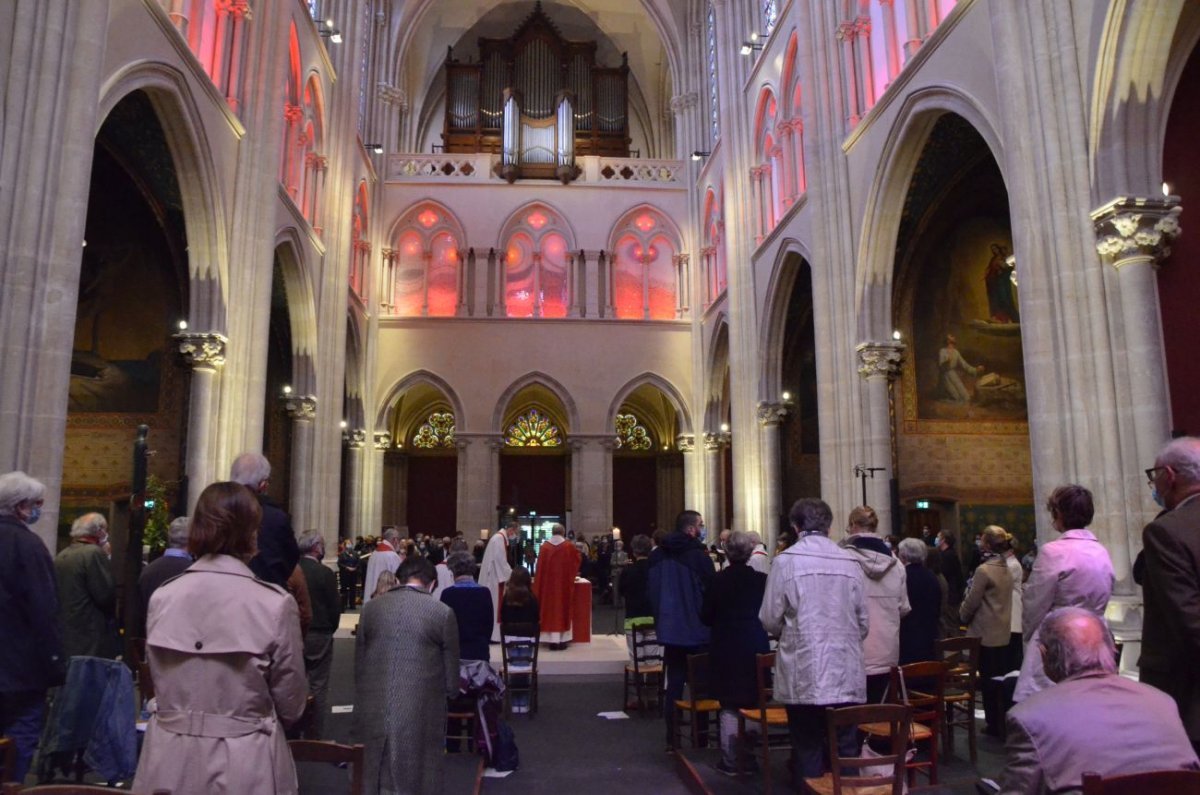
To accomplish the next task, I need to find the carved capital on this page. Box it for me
[377,83,408,113]
[676,434,696,453]
[283,394,317,420]
[855,341,905,380]
[703,432,729,452]
[373,431,393,450]
[175,332,228,370]
[284,103,302,123]
[836,21,857,41]
[345,428,368,449]
[670,92,699,115]
[1091,196,1182,269]
[757,401,787,426]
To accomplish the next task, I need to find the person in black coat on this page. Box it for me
[439,551,494,662]
[898,538,943,664]
[937,530,965,608]
[230,452,300,588]
[621,534,654,620]
[134,517,194,637]
[700,530,769,775]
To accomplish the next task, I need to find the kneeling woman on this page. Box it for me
[133,482,308,795]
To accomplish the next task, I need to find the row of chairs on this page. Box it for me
[667,636,985,792]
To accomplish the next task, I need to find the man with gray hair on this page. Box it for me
[1140,435,1200,754]
[0,471,65,781]
[999,607,1199,793]
[759,498,867,780]
[746,530,769,575]
[230,451,299,587]
[55,512,117,659]
[298,529,340,738]
[134,516,193,637]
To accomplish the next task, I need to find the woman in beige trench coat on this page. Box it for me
[132,482,308,795]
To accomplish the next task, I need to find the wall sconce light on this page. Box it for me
[720,422,730,433]
[177,319,189,331]
[282,384,293,396]
[691,150,711,162]
[741,33,765,55]
[892,329,902,341]
[781,390,793,404]
[339,420,348,429]
[317,20,342,43]
[1163,181,1172,197]
[365,143,384,154]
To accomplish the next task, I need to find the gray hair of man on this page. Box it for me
[229,452,271,490]
[297,529,325,556]
[446,550,477,579]
[724,530,757,565]
[0,471,45,516]
[551,523,566,536]
[1157,436,1200,483]
[746,530,764,547]
[70,512,108,540]
[630,534,652,558]
[382,527,401,544]
[167,517,191,549]
[1039,606,1118,683]
[897,537,928,566]
[449,537,469,554]
[788,498,834,535]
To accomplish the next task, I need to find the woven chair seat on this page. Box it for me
[738,706,789,725]
[860,720,934,742]
[675,698,720,712]
[804,773,899,795]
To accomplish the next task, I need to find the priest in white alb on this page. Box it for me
[479,521,517,641]
[362,527,402,606]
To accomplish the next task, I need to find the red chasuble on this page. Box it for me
[533,537,581,639]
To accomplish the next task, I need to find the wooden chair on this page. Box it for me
[1081,769,1200,794]
[736,652,791,793]
[861,661,948,786]
[936,635,980,762]
[671,653,720,749]
[445,695,478,754]
[289,740,365,795]
[803,704,911,795]
[622,620,663,715]
[0,738,15,787]
[500,622,540,716]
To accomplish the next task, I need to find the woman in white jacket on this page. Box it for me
[840,506,911,704]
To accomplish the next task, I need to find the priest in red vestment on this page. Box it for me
[533,524,581,647]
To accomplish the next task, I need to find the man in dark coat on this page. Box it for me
[0,471,66,781]
[134,516,193,637]
[355,556,460,795]
[648,509,714,745]
[230,452,299,588]
[938,530,965,608]
[298,530,340,739]
[897,538,943,664]
[55,511,117,659]
[1140,436,1200,755]
[700,530,769,774]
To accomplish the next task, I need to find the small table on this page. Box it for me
[572,579,592,643]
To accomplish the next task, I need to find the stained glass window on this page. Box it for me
[763,0,778,37]
[413,412,455,449]
[506,409,561,447]
[707,3,720,145]
[615,413,652,451]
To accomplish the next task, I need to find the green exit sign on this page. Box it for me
[916,500,930,509]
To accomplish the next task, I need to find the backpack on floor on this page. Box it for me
[491,721,520,772]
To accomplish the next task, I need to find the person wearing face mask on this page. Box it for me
[0,471,66,782]
[1013,485,1113,705]
[55,511,118,659]
[1139,436,1200,756]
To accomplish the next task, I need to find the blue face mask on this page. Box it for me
[27,506,42,524]
[1151,488,1165,508]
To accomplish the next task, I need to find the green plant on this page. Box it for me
[141,475,171,554]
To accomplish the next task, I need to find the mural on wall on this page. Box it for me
[911,217,1027,422]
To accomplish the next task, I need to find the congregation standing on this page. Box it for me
[4,436,1200,793]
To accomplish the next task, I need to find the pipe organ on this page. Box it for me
[443,1,630,182]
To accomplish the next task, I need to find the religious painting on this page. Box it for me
[911,217,1027,421]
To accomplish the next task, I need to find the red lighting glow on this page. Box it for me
[417,209,439,228]
[634,213,656,232]
[527,211,548,230]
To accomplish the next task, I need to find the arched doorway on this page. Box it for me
[381,382,459,538]
[777,256,821,522]
[498,384,571,549]
[892,113,1035,553]
[65,90,189,586]
[610,383,686,543]
[263,253,294,512]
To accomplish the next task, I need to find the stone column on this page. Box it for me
[757,402,788,539]
[372,431,392,533]
[571,438,613,538]
[677,434,698,510]
[1092,196,1181,537]
[175,332,228,513]
[284,394,317,532]
[855,341,905,531]
[342,428,366,542]
[704,432,727,540]
[454,437,472,534]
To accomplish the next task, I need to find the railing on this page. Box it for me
[385,154,685,189]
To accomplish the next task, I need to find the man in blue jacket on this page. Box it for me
[648,509,714,746]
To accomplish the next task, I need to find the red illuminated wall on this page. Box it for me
[1161,42,1200,436]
